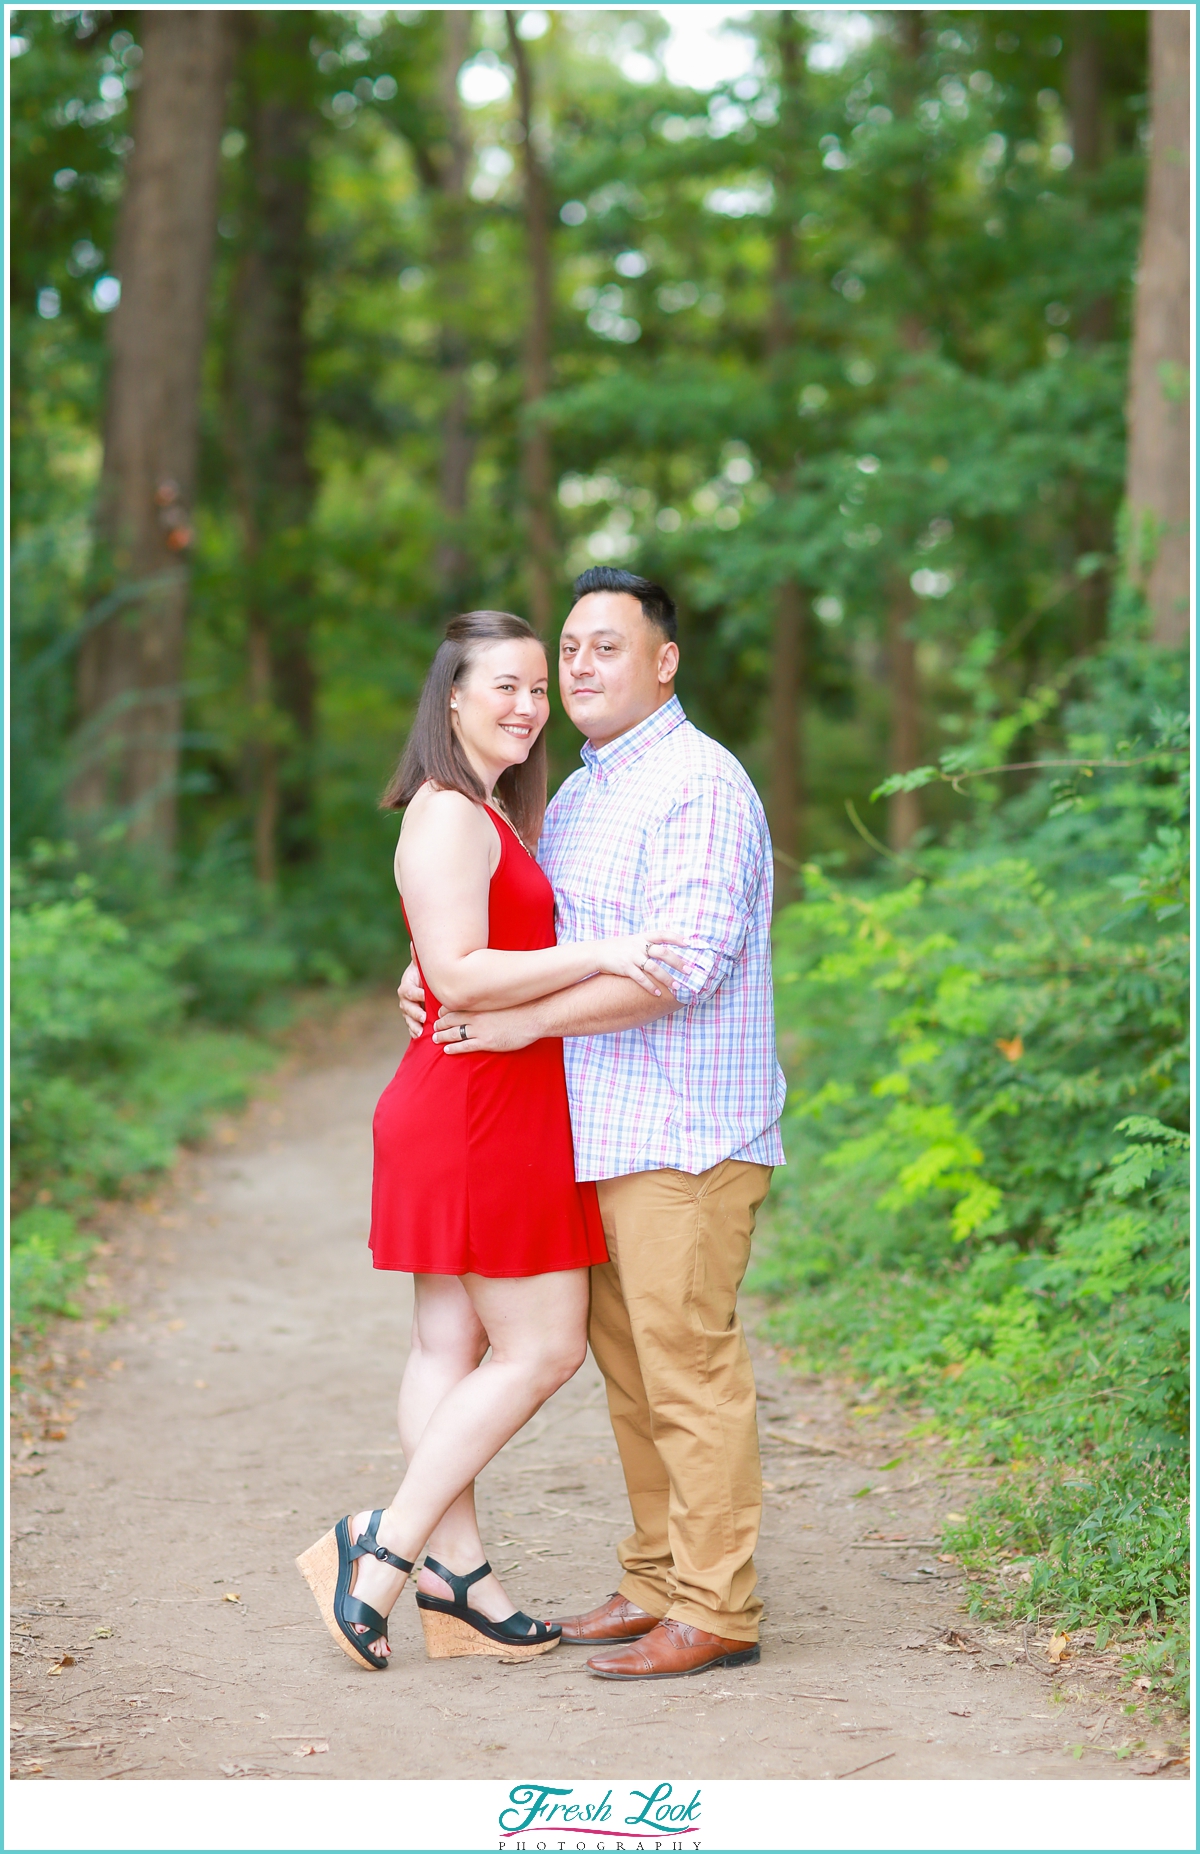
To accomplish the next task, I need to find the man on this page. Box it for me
[402,565,785,1679]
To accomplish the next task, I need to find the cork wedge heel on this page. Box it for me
[296,1510,414,1672]
[414,1556,561,1661]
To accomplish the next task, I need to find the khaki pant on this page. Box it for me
[589,1159,772,1643]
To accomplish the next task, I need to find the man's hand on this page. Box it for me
[397,951,426,1041]
[431,1003,541,1054]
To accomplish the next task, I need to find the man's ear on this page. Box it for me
[658,641,680,684]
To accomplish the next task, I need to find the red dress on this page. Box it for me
[369,808,608,1277]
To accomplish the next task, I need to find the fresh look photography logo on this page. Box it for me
[499,1781,702,1848]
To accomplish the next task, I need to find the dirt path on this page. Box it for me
[10,999,1186,1784]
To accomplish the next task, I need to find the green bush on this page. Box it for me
[754,645,1189,1702]
[10,857,277,1219]
[10,1206,93,1325]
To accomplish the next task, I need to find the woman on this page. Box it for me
[298,611,682,1671]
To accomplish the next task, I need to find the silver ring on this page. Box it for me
[459,1024,468,1042]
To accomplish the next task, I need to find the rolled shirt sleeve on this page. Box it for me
[643,779,764,1005]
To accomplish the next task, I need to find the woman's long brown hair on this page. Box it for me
[379,611,549,847]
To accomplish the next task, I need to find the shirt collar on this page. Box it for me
[579,695,687,782]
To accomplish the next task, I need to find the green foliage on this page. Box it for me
[10,10,1151,873]
[10,850,278,1220]
[754,648,1189,1694]
[10,1206,94,1326]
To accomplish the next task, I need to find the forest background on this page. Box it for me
[9,7,1190,1703]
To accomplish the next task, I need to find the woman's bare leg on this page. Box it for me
[347,1268,589,1644]
[395,1276,514,1623]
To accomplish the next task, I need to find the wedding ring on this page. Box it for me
[458,1024,468,1042]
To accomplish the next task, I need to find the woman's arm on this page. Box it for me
[397,790,683,1012]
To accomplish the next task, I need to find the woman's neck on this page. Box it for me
[454,733,502,800]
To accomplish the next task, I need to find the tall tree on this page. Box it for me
[886,9,927,851]
[431,12,474,605]
[1066,13,1115,646]
[226,13,318,883]
[73,10,231,857]
[766,11,808,896]
[1125,9,1190,647]
[506,12,557,635]
[385,13,476,607]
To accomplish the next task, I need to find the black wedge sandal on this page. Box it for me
[296,1509,414,1672]
[415,1557,561,1661]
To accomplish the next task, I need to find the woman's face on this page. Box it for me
[451,638,550,779]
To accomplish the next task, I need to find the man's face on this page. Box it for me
[558,592,679,748]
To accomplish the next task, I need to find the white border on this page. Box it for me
[2,1777,1199,1853]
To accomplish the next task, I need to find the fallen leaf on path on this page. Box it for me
[937,1553,958,1563]
[937,1630,980,1653]
[221,1593,241,1603]
[1132,1676,1152,1690]
[292,1742,329,1757]
[1047,1632,1070,1663]
[92,1627,113,1639]
[42,1429,67,1443]
[13,1464,45,1478]
[949,1708,972,1717]
[45,1655,75,1675]
[945,1512,967,1523]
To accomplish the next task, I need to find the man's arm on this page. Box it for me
[432,974,678,1052]
[431,777,762,1053]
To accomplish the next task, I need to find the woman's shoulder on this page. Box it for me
[397,785,498,881]
[403,782,489,832]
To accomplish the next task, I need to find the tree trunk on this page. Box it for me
[769,579,806,884]
[887,587,921,850]
[247,615,279,887]
[505,13,556,636]
[1065,16,1113,643]
[1069,20,1114,346]
[886,10,926,848]
[766,12,806,896]
[226,12,318,881]
[1067,17,1105,172]
[74,11,231,858]
[434,12,475,606]
[1125,10,1191,646]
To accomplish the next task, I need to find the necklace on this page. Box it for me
[487,798,533,857]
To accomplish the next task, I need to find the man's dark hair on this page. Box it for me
[572,566,677,643]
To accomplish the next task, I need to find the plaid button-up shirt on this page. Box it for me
[538,695,786,1182]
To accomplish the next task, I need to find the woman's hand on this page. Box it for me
[397,950,426,1040]
[591,928,691,997]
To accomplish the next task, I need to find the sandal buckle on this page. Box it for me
[376,1546,389,1561]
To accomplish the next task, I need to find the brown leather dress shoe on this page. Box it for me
[587,1617,760,1680]
[548,1592,659,1646]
